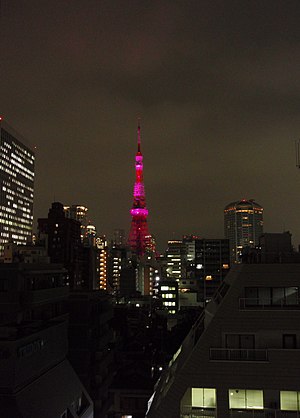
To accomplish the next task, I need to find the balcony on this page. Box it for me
[229,410,300,417]
[210,348,268,362]
[180,406,216,417]
[181,407,300,418]
[239,298,300,310]
[21,286,69,305]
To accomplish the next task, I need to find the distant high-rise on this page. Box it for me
[183,235,230,304]
[128,123,155,255]
[38,202,83,288]
[166,240,186,280]
[96,235,108,290]
[113,228,126,247]
[224,199,263,263]
[64,204,88,241]
[0,119,35,255]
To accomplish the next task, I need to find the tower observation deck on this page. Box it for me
[128,123,154,255]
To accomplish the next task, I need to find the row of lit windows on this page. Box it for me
[1,142,11,149]
[12,140,34,159]
[11,203,32,214]
[2,183,33,198]
[224,208,263,213]
[1,204,32,216]
[11,150,35,167]
[11,154,34,173]
[14,147,34,162]
[163,301,176,306]
[0,218,32,230]
[10,152,24,164]
[11,233,25,240]
[0,140,12,150]
[189,388,300,411]
[12,177,34,193]
[0,164,17,178]
[2,190,33,205]
[13,166,34,180]
[162,294,176,299]
[0,236,27,245]
[0,212,32,224]
[11,160,34,180]
[1,152,13,163]
[1,206,16,213]
[1,156,33,180]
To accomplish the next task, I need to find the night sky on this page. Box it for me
[1,0,300,251]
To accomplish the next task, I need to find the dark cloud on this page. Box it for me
[1,0,300,251]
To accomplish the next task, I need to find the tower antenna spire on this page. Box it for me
[137,118,141,152]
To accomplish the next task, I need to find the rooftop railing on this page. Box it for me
[210,348,268,361]
[239,298,300,310]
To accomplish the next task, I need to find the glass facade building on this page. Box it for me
[224,199,263,263]
[0,120,35,255]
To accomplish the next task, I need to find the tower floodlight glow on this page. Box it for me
[128,122,154,255]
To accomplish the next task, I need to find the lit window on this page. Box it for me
[281,391,300,411]
[229,389,263,409]
[192,388,216,408]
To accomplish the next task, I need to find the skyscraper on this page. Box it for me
[128,123,154,255]
[224,199,263,263]
[0,118,35,255]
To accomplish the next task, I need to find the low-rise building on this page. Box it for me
[0,263,93,418]
[146,263,300,417]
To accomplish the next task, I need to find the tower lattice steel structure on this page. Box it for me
[128,123,153,255]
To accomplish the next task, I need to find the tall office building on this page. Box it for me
[0,119,35,255]
[166,240,186,280]
[224,199,263,263]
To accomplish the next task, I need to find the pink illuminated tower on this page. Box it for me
[128,123,154,255]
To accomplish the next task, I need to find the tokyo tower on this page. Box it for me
[128,123,154,255]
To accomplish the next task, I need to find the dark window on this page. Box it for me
[283,334,297,349]
[245,287,299,306]
[226,334,255,349]
[0,279,8,292]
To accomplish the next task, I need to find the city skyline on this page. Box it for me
[1,1,300,251]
